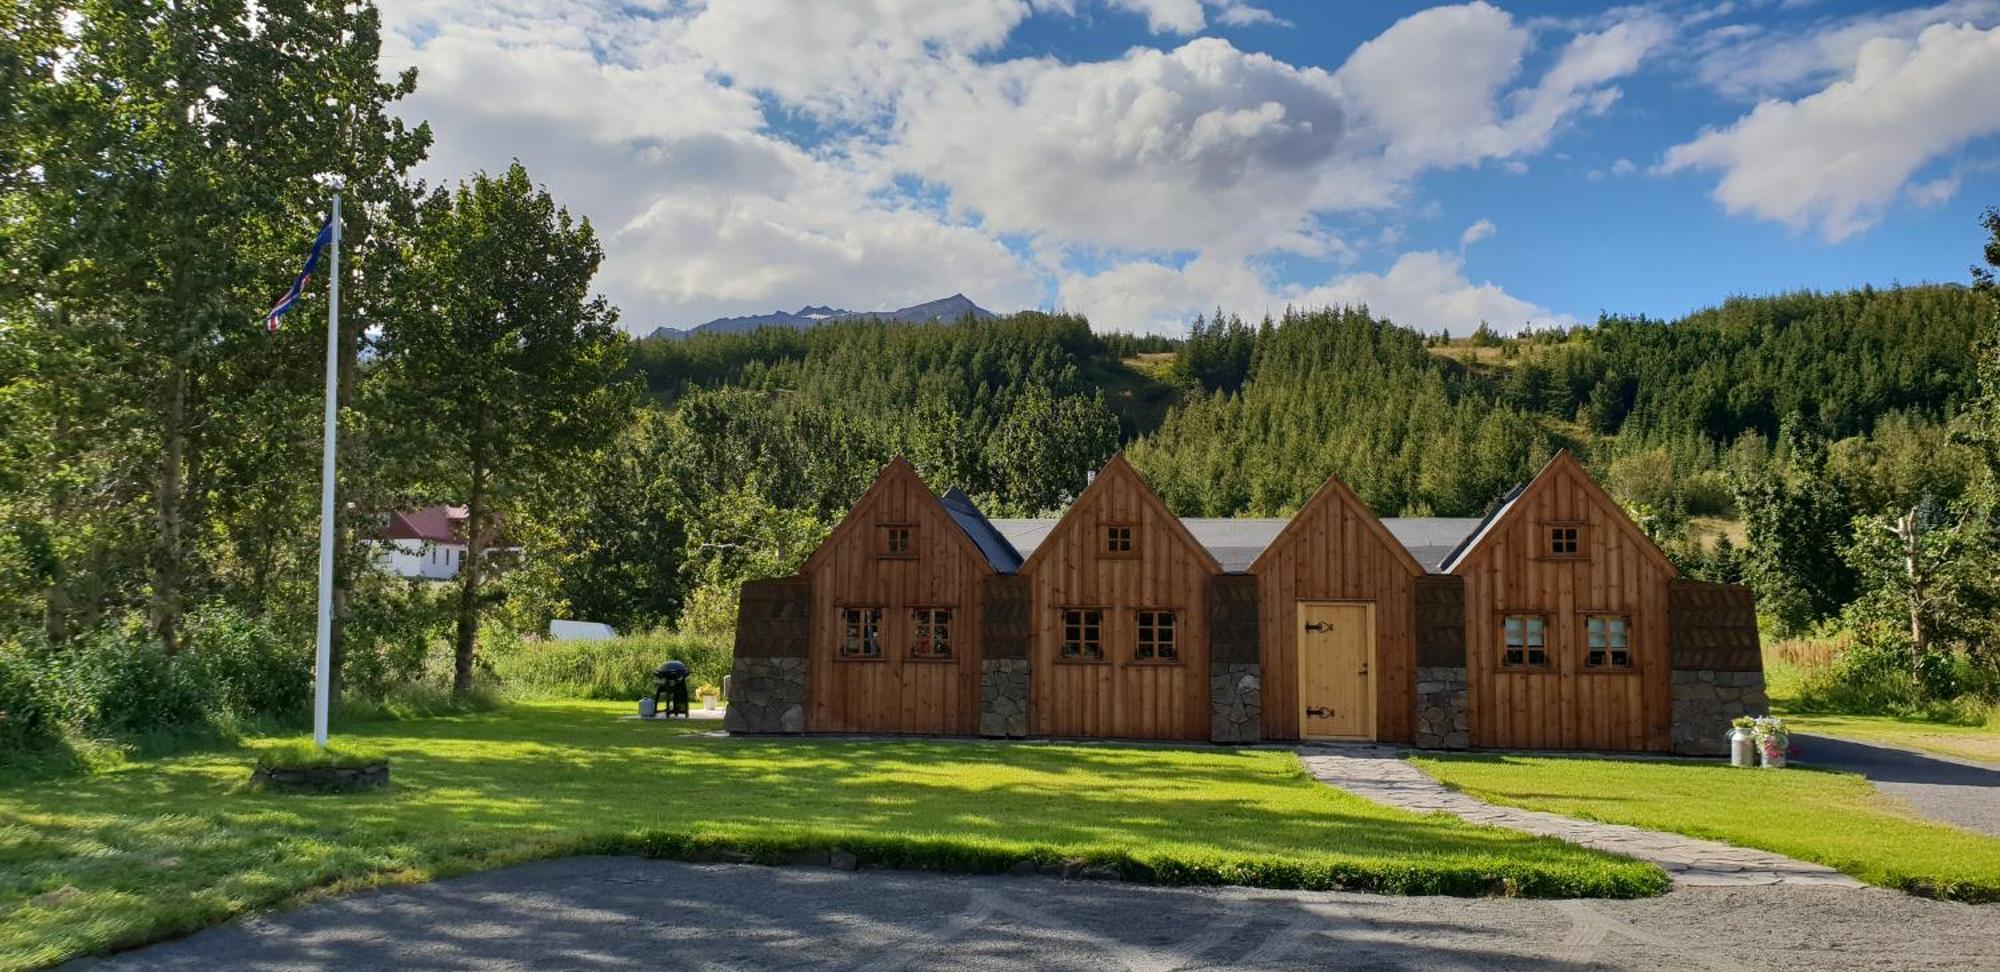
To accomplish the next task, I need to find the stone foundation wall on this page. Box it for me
[724,656,808,734]
[1209,663,1261,744]
[1414,666,1469,750]
[979,659,1030,738]
[1670,669,1768,756]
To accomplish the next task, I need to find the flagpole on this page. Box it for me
[313,194,341,750]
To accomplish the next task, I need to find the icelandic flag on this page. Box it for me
[263,217,333,332]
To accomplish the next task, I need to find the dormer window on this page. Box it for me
[1103,524,1135,557]
[1546,522,1584,559]
[877,524,915,558]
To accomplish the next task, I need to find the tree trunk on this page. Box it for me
[150,350,189,654]
[452,435,488,696]
[1896,508,1927,676]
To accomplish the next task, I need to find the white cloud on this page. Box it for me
[895,38,1363,255]
[1459,218,1497,248]
[1295,250,1577,336]
[1664,22,2000,240]
[1059,247,1571,336]
[1335,3,1667,169]
[677,0,1032,117]
[1103,0,1287,34]
[1690,0,2000,100]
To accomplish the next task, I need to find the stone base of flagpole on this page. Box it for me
[250,760,390,794]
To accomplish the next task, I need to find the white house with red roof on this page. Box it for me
[369,505,518,580]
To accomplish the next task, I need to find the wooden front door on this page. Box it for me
[1297,602,1375,740]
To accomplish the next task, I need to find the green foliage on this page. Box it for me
[1735,423,1861,634]
[485,631,731,701]
[1130,307,1550,517]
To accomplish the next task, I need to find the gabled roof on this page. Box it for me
[940,488,1023,574]
[1017,454,1224,575]
[1436,483,1528,574]
[993,515,1481,574]
[1440,450,1679,577]
[801,458,995,575]
[380,505,467,544]
[1247,472,1429,577]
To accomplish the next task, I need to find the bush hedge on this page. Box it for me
[486,630,731,701]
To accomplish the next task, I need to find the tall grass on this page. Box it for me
[486,631,731,701]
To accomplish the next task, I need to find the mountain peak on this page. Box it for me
[647,294,998,340]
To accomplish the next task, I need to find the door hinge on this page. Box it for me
[1306,706,1333,719]
[1304,621,1331,633]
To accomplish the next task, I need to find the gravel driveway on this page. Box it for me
[70,857,1999,971]
[1797,734,2000,836]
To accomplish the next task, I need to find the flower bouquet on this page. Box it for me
[1752,715,1790,768]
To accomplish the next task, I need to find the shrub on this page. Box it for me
[487,630,731,700]
[0,642,61,752]
[71,623,217,735]
[185,606,310,721]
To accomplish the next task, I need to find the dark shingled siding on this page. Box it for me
[981,575,1033,660]
[1208,574,1260,665]
[734,578,811,659]
[1414,575,1468,667]
[1668,580,1763,673]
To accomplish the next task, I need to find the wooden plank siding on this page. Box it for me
[1248,474,1425,741]
[802,459,988,734]
[1020,456,1220,740]
[1450,452,1678,752]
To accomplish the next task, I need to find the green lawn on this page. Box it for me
[1780,713,2000,764]
[1412,754,2000,902]
[0,702,1662,969]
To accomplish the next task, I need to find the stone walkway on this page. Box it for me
[1298,746,1866,889]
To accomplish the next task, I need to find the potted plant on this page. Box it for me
[1752,715,1790,768]
[697,682,720,711]
[1728,715,1758,767]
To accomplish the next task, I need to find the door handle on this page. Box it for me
[1358,666,1369,676]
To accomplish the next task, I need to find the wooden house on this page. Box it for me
[727,451,1765,754]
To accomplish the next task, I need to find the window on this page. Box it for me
[1103,524,1135,557]
[1547,523,1584,558]
[1501,615,1548,670]
[1586,615,1632,670]
[877,524,915,558]
[839,607,883,659]
[1061,609,1104,660]
[1135,610,1178,661]
[911,608,953,660]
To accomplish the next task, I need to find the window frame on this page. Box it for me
[1583,613,1636,672]
[909,606,956,662]
[836,605,885,661]
[876,523,917,559]
[1058,607,1107,663]
[1542,520,1587,561]
[1498,613,1552,672]
[1133,609,1180,663]
[1100,522,1137,559]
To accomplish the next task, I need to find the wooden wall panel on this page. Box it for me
[805,462,986,734]
[1453,454,1677,752]
[1022,458,1217,740]
[1250,476,1423,741]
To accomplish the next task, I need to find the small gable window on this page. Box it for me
[1586,615,1632,670]
[839,607,883,660]
[1061,608,1104,661]
[1135,610,1178,662]
[1103,524,1135,557]
[1546,522,1584,559]
[877,524,915,558]
[1501,615,1549,670]
[911,608,953,660]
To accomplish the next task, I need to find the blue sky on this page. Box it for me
[380,0,2000,334]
